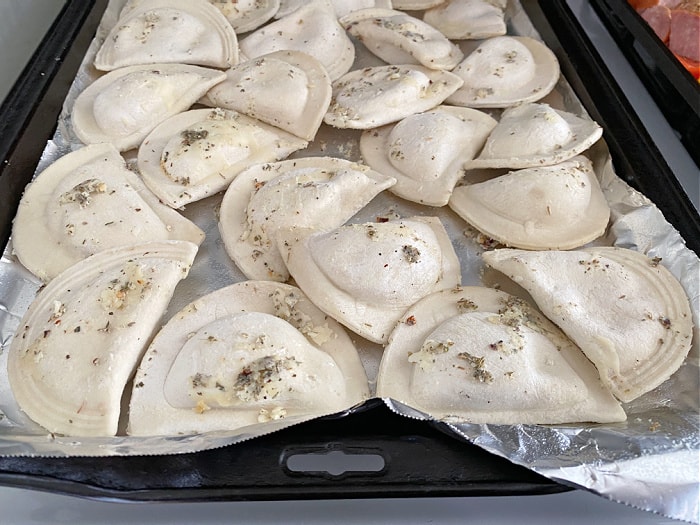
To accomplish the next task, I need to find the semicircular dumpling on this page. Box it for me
[276,217,461,344]
[340,8,464,70]
[11,143,204,282]
[207,0,279,33]
[448,156,610,250]
[276,0,392,18]
[446,36,559,108]
[376,286,626,424]
[200,50,332,141]
[94,0,238,71]
[239,1,355,81]
[465,103,603,170]
[482,247,694,402]
[423,0,507,40]
[7,240,198,436]
[218,156,396,282]
[137,108,308,208]
[360,105,497,206]
[128,281,369,435]
[324,65,463,129]
[71,64,226,152]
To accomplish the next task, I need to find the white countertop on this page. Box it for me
[0,1,694,524]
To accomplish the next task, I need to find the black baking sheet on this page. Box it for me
[0,0,698,503]
[589,0,700,168]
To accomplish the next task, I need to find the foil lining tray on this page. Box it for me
[0,1,697,522]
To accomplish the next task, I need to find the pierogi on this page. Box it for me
[482,247,694,402]
[360,105,497,206]
[239,1,355,81]
[94,0,238,71]
[376,286,626,424]
[218,157,396,282]
[128,281,369,435]
[446,36,560,108]
[137,108,308,208]
[341,8,464,70]
[448,156,610,250]
[71,64,226,152]
[276,217,462,344]
[423,0,507,40]
[8,241,198,436]
[324,65,463,129]
[12,143,204,282]
[200,50,332,141]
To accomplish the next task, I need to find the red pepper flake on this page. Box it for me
[405,315,417,326]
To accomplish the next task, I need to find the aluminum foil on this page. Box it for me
[0,0,698,522]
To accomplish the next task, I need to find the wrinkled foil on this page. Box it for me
[0,0,698,522]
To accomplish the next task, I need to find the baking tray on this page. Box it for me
[589,0,700,168]
[0,0,697,503]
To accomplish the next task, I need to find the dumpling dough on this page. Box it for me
[324,65,463,129]
[11,143,204,282]
[276,217,461,344]
[137,108,308,208]
[239,1,355,81]
[277,0,392,18]
[128,281,369,435]
[423,0,507,40]
[376,286,626,424]
[200,50,332,141]
[206,0,279,33]
[448,156,610,250]
[482,247,694,402]
[340,8,464,70]
[446,36,560,108]
[218,157,396,282]
[71,64,226,152]
[465,103,603,169]
[7,241,198,436]
[360,105,497,206]
[94,0,238,71]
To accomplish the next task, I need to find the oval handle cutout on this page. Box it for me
[285,450,386,477]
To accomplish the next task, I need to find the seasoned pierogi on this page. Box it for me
[200,50,332,141]
[71,64,226,152]
[137,108,308,208]
[482,247,694,402]
[465,103,603,169]
[218,157,396,282]
[94,0,238,71]
[12,143,204,282]
[360,105,497,206]
[239,1,355,81]
[446,36,560,108]
[376,286,626,424]
[276,217,461,344]
[423,0,507,40]
[129,281,369,435]
[324,65,463,129]
[341,8,464,70]
[449,156,610,250]
[8,241,198,436]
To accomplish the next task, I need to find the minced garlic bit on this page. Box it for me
[270,289,335,345]
[408,339,454,371]
[59,179,107,207]
[233,355,299,403]
[458,351,494,384]
[258,406,287,423]
[98,263,151,311]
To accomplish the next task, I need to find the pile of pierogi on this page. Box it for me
[6,0,694,438]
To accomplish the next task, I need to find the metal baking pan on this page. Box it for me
[589,0,700,167]
[0,0,697,503]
